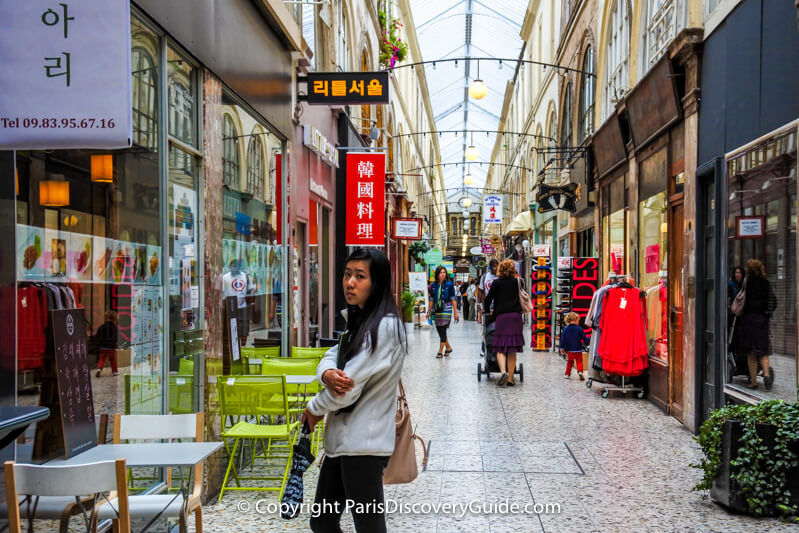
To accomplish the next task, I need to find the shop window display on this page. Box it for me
[638,192,668,361]
[219,93,281,348]
[725,125,797,401]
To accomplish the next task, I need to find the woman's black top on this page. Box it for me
[743,276,770,315]
[483,276,522,316]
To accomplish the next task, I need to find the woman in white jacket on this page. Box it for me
[302,247,407,533]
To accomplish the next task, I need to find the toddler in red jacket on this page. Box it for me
[559,312,587,380]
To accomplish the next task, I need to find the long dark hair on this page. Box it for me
[433,265,449,284]
[340,248,407,362]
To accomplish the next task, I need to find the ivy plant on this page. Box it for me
[692,400,799,520]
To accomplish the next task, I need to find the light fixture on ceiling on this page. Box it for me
[40,174,70,207]
[464,173,474,186]
[761,176,793,190]
[465,133,478,161]
[91,154,114,183]
[469,60,487,100]
[462,197,473,207]
[729,189,759,200]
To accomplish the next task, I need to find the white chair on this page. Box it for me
[3,458,130,533]
[105,413,204,533]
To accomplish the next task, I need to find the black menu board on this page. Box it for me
[51,308,97,458]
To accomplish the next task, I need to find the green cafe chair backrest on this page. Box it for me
[169,375,194,414]
[241,346,280,359]
[260,357,318,376]
[291,346,329,359]
[178,357,194,376]
[217,374,289,422]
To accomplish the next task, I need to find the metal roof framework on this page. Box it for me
[408,0,527,195]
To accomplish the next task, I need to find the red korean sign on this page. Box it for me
[346,152,385,246]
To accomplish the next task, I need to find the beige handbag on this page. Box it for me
[731,279,746,317]
[383,380,427,484]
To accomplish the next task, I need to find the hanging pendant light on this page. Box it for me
[468,60,488,100]
[464,173,474,186]
[40,175,70,207]
[91,154,114,183]
[464,133,478,161]
[462,197,473,207]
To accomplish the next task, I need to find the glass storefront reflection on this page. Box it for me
[725,126,798,401]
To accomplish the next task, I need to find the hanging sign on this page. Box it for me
[536,183,580,213]
[532,244,551,257]
[345,152,385,246]
[391,218,422,240]
[483,195,502,224]
[531,257,553,351]
[424,248,443,266]
[306,71,389,105]
[735,216,765,239]
[0,1,132,149]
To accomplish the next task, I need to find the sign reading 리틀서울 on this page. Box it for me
[0,1,132,149]
[346,152,385,246]
[306,72,389,105]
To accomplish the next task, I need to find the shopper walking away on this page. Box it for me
[739,259,776,390]
[95,311,120,377]
[302,247,407,533]
[460,280,470,320]
[466,279,477,321]
[427,266,458,358]
[483,260,524,387]
[560,312,588,380]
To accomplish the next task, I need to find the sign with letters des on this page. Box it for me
[52,308,97,458]
[0,1,132,149]
[306,72,389,105]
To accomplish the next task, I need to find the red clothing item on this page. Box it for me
[566,351,584,375]
[598,287,649,377]
[18,286,47,370]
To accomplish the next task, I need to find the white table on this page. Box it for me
[285,374,317,385]
[49,442,222,533]
[48,442,222,467]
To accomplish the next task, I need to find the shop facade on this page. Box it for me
[1,0,296,497]
[591,31,702,427]
[695,0,799,423]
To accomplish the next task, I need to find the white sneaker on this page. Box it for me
[563,374,570,379]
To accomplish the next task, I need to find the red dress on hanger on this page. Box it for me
[598,287,649,376]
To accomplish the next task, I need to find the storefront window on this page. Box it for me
[725,125,797,402]
[309,202,319,344]
[220,93,281,352]
[167,48,196,147]
[639,192,668,361]
[14,16,166,463]
[609,210,625,274]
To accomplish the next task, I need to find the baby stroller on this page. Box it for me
[477,315,523,382]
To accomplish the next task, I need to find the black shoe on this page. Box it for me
[497,373,508,387]
[765,367,775,390]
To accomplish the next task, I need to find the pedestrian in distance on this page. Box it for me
[427,265,459,358]
[739,258,776,390]
[560,312,587,380]
[302,247,407,533]
[460,279,470,320]
[483,259,524,387]
[94,310,120,377]
[476,258,499,325]
[466,278,477,321]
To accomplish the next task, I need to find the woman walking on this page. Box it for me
[427,266,459,358]
[739,259,776,390]
[483,260,525,387]
[302,248,407,533]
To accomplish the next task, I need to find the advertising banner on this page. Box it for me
[483,195,502,224]
[345,152,385,246]
[0,0,132,148]
[408,272,429,315]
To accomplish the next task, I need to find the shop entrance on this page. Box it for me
[668,201,685,422]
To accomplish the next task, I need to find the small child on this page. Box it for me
[559,312,587,380]
[95,310,120,377]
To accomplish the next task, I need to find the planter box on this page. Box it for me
[711,420,799,515]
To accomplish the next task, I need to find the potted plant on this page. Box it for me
[378,10,408,69]
[401,290,415,323]
[692,400,799,519]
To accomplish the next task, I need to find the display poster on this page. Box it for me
[181,259,192,310]
[0,1,132,149]
[67,232,92,281]
[17,224,46,281]
[92,235,112,282]
[345,152,386,246]
[532,244,551,257]
[532,256,553,351]
[45,228,67,281]
[145,244,161,284]
[408,272,429,315]
[51,308,97,458]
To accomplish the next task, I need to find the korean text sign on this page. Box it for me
[307,72,389,105]
[0,1,132,149]
[346,152,385,246]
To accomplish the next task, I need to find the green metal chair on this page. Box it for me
[241,346,280,374]
[291,346,330,359]
[217,375,299,501]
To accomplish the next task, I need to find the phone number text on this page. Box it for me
[1,117,116,129]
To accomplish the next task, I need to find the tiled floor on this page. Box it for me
[34,319,793,532]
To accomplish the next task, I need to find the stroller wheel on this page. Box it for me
[519,363,524,382]
[477,363,482,382]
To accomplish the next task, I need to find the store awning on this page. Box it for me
[505,211,535,235]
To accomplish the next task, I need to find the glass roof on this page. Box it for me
[409,0,528,194]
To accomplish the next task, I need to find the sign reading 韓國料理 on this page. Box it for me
[0,1,132,149]
[306,72,389,105]
[346,153,386,246]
